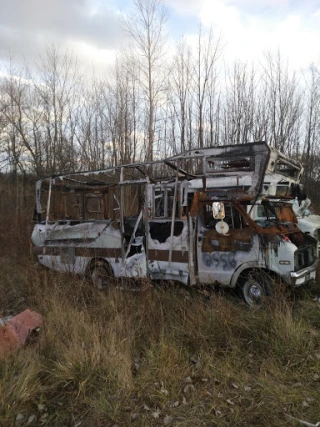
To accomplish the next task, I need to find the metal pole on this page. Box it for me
[168,168,179,267]
[120,167,125,260]
[45,178,52,239]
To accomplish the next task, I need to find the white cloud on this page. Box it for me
[68,40,117,74]
[227,0,290,9]
[1,0,319,75]
[164,0,204,15]
[170,0,320,70]
[0,0,126,70]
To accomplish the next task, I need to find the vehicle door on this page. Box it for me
[196,201,256,286]
[147,187,189,283]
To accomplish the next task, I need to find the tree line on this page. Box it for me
[0,0,320,202]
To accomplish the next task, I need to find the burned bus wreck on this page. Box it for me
[32,142,318,305]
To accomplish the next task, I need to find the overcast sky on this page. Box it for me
[0,0,319,73]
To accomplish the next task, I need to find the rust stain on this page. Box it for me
[202,228,253,252]
[275,205,297,223]
[190,192,200,216]
[148,249,189,263]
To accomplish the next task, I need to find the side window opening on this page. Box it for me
[154,188,178,219]
[155,192,165,217]
[203,203,247,230]
[223,205,243,229]
[256,204,276,221]
[149,221,184,243]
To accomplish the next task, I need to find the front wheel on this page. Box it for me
[241,271,273,307]
[91,261,113,290]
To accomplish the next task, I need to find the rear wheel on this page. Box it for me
[90,261,113,290]
[241,270,273,307]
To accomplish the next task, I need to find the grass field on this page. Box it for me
[0,182,319,426]
[0,250,320,426]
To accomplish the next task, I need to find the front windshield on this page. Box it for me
[255,204,277,222]
[251,201,297,227]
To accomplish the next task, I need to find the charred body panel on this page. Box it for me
[168,141,271,195]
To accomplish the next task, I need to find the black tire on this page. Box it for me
[241,270,273,307]
[90,260,113,290]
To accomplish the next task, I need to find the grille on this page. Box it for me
[294,245,316,271]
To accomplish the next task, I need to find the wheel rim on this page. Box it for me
[243,280,265,307]
[91,266,109,289]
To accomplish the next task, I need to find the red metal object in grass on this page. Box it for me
[0,309,43,359]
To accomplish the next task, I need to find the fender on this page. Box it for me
[230,261,268,288]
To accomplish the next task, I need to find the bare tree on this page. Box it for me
[303,63,320,179]
[223,61,257,145]
[168,38,192,153]
[191,26,222,148]
[123,0,168,161]
[30,44,80,174]
[0,58,38,175]
[262,51,302,154]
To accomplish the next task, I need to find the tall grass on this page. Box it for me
[0,180,320,426]
[0,258,319,427]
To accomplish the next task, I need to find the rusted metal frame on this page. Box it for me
[276,154,302,171]
[44,178,52,239]
[81,193,86,220]
[123,210,143,264]
[248,194,261,217]
[42,181,111,193]
[133,165,156,184]
[35,180,42,217]
[169,141,269,160]
[230,205,235,229]
[47,159,173,184]
[202,168,253,175]
[67,175,116,186]
[263,195,297,200]
[234,200,298,235]
[232,197,300,236]
[144,180,153,277]
[232,201,259,231]
[164,160,196,178]
[81,175,116,185]
[195,192,255,203]
[118,179,149,186]
[188,214,196,285]
[38,145,270,196]
[120,167,125,260]
[37,141,271,190]
[202,156,207,190]
[62,176,117,188]
[164,188,168,217]
[168,166,180,267]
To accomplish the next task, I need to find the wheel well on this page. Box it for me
[86,258,113,277]
[237,268,280,286]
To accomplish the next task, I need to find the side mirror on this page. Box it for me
[212,202,225,220]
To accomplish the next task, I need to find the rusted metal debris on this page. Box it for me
[0,309,43,359]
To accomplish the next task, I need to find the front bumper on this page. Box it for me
[290,259,318,286]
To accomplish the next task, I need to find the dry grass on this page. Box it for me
[0,183,320,426]
[0,257,319,427]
